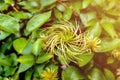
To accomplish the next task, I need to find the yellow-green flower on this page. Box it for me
[40,22,87,65]
[111,49,120,60]
[41,67,58,80]
[85,36,101,52]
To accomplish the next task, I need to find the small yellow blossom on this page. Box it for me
[86,37,101,52]
[41,67,58,80]
[111,49,120,60]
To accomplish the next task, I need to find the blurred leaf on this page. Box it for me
[80,12,96,26]
[4,66,17,76]
[82,0,94,8]
[77,53,94,67]
[0,58,11,66]
[22,39,34,55]
[25,11,51,35]
[107,57,114,64]
[8,11,32,20]
[32,39,42,56]
[0,14,20,34]
[25,70,33,80]
[62,66,84,80]
[18,64,33,73]
[36,53,53,64]
[101,21,117,38]
[94,0,105,6]
[88,68,106,80]
[63,7,72,20]
[87,22,102,38]
[0,0,9,11]
[97,39,120,52]
[18,1,39,13]
[0,30,10,40]
[54,8,62,20]
[4,0,14,4]
[17,55,35,64]
[40,0,56,8]
[104,68,115,80]
[56,4,66,12]
[13,38,28,53]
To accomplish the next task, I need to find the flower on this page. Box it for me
[85,36,101,52]
[40,22,87,65]
[111,49,120,60]
[41,67,58,80]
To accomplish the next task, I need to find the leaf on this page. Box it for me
[21,39,34,55]
[82,0,94,8]
[0,58,11,66]
[104,68,115,80]
[77,53,94,67]
[25,70,33,80]
[62,66,84,80]
[54,9,62,20]
[17,55,35,64]
[36,53,53,64]
[0,30,10,40]
[4,0,14,4]
[18,64,33,73]
[101,21,117,38]
[80,12,96,26]
[0,0,9,11]
[25,11,51,35]
[8,11,32,20]
[40,0,56,7]
[56,4,66,12]
[97,39,120,52]
[32,39,42,56]
[0,14,20,34]
[87,22,102,38]
[63,8,72,21]
[88,68,106,80]
[13,38,28,53]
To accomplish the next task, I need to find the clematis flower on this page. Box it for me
[40,22,88,65]
[41,67,58,80]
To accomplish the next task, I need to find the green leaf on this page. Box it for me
[18,64,33,73]
[54,9,62,20]
[77,53,94,67]
[63,8,72,21]
[32,39,42,56]
[8,11,32,20]
[97,39,120,52]
[62,66,84,80]
[87,22,102,38]
[104,68,115,80]
[0,30,10,40]
[25,70,33,80]
[95,0,105,6]
[4,0,14,4]
[88,68,106,80]
[17,55,35,64]
[56,4,66,12]
[0,14,20,34]
[36,53,53,64]
[22,39,34,55]
[0,0,9,11]
[82,0,94,8]
[0,58,11,66]
[40,0,56,7]
[80,12,96,26]
[13,38,28,53]
[25,11,51,35]
[101,21,117,38]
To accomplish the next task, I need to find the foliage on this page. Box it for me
[0,0,120,80]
